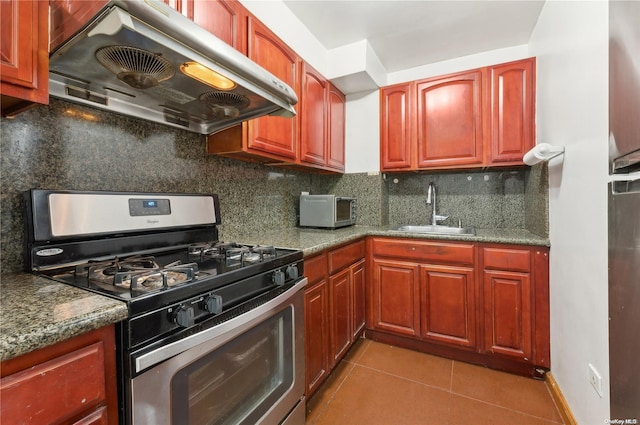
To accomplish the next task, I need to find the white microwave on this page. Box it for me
[299,195,356,228]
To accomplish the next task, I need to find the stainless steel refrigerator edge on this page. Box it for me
[609,1,640,420]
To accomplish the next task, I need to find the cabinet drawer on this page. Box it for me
[371,238,475,265]
[483,247,531,272]
[305,253,327,285]
[328,240,365,274]
[1,341,107,425]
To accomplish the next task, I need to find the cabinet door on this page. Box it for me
[304,280,330,397]
[420,265,476,349]
[416,70,484,168]
[247,17,299,160]
[186,0,247,52]
[1,0,49,112]
[351,259,366,339]
[380,82,414,170]
[330,267,352,364]
[327,82,346,171]
[487,58,535,164]
[300,62,327,166]
[483,270,532,361]
[370,259,420,337]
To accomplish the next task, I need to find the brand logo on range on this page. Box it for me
[36,248,64,257]
[147,219,160,224]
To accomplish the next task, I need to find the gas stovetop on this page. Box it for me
[42,242,303,315]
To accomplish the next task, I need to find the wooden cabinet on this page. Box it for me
[327,82,346,171]
[304,253,330,398]
[366,237,550,377]
[380,58,535,171]
[1,0,50,115]
[481,244,549,367]
[49,0,107,52]
[486,59,536,165]
[300,62,328,167]
[182,0,248,52]
[416,70,484,168]
[380,83,413,170]
[304,240,365,398]
[0,326,119,425]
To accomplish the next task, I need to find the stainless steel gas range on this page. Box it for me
[24,190,307,425]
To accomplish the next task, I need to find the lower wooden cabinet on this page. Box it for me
[366,237,550,377]
[304,240,365,398]
[0,325,119,425]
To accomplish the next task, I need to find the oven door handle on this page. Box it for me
[133,277,307,373]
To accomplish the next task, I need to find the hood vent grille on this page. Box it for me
[95,46,175,89]
[199,92,250,119]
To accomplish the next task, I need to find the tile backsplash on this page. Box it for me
[1,99,547,273]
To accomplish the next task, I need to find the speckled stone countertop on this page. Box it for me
[0,273,128,362]
[227,225,550,257]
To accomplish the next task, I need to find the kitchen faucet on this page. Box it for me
[426,182,449,226]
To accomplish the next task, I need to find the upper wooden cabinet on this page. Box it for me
[486,59,536,165]
[416,70,484,168]
[0,0,50,115]
[180,0,248,52]
[380,57,536,171]
[298,63,346,172]
[207,16,300,163]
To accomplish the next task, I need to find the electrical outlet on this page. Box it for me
[588,363,604,398]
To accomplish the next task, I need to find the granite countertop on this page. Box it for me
[1,225,547,362]
[0,273,128,362]
[226,225,550,257]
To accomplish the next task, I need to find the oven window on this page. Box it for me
[335,199,352,221]
[171,309,293,425]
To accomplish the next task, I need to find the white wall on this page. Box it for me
[528,1,610,423]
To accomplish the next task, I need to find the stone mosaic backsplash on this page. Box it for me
[1,98,548,273]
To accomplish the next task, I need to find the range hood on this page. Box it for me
[49,0,298,134]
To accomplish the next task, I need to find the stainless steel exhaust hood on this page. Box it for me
[49,0,298,134]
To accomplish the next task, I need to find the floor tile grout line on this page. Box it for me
[450,392,566,424]
[352,362,455,395]
[307,360,358,425]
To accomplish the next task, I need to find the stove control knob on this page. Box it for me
[273,270,285,286]
[173,305,195,328]
[286,265,299,280]
[204,294,223,315]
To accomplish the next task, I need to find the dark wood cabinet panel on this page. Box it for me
[304,278,330,397]
[330,267,352,363]
[370,258,421,337]
[328,240,365,275]
[487,58,535,165]
[420,265,476,348]
[300,62,328,166]
[351,259,366,339]
[187,0,247,52]
[416,70,484,168]
[380,83,414,170]
[483,270,532,361]
[0,326,118,425]
[1,0,50,114]
[327,82,346,171]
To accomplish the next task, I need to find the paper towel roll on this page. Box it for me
[523,143,565,165]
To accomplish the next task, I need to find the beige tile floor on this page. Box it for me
[306,338,564,425]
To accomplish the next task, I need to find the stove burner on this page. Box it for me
[187,242,278,266]
[80,255,198,292]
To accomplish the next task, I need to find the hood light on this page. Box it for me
[180,62,236,90]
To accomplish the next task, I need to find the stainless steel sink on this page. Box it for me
[392,225,476,236]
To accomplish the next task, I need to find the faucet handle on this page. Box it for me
[434,214,449,223]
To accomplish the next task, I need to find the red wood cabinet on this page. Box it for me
[420,264,476,348]
[304,253,330,398]
[327,82,346,172]
[486,58,536,165]
[380,58,536,171]
[49,0,107,52]
[1,0,50,115]
[0,326,119,425]
[481,244,549,367]
[304,240,365,398]
[380,82,413,170]
[416,70,484,168]
[366,237,550,376]
[300,62,328,167]
[184,0,248,52]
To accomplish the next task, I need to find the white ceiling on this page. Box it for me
[281,0,545,72]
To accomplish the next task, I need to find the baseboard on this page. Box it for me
[545,372,578,425]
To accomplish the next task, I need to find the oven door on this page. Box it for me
[130,278,306,425]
